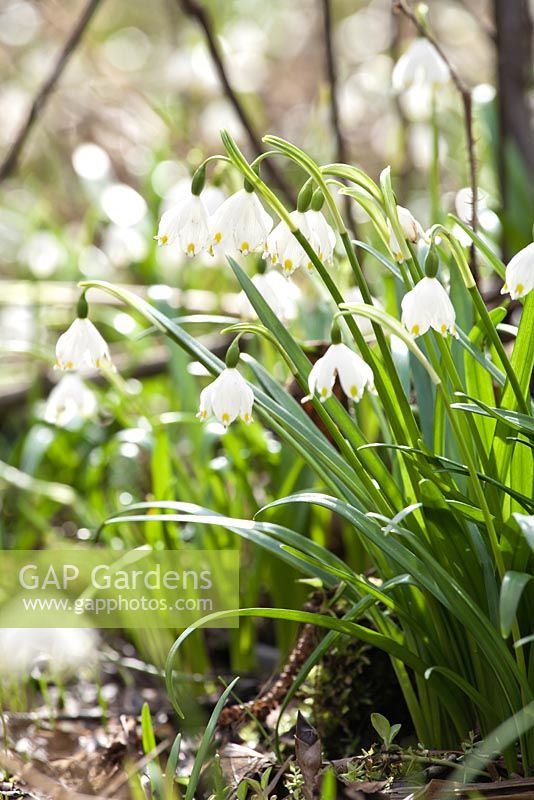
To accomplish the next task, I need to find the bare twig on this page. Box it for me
[321,0,347,167]
[0,0,102,183]
[320,0,357,239]
[393,0,479,282]
[177,0,294,206]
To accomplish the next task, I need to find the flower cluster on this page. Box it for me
[264,209,336,276]
[156,186,335,278]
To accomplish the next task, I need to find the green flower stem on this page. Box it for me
[321,162,383,203]
[294,228,419,450]
[226,131,421,453]
[340,231,422,446]
[223,323,394,514]
[197,154,232,169]
[432,225,529,415]
[430,89,441,223]
[432,346,506,581]
[433,337,493,477]
[263,134,347,233]
[469,288,530,415]
[221,131,293,228]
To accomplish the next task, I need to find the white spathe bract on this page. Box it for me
[56,318,113,371]
[155,193,210,257]
[306,343,375,403]
[210,189,273,256]
[265,211,310,276]
[44,374,97,426]
[304,209,336,265]
[392,39,449,91]
[198,368,254,428]
[501,242,534,300]
[388,205,425,260]
[238,271,300,321]
[401,276,457,337]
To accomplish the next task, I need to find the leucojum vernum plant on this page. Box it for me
[54,27,534,774]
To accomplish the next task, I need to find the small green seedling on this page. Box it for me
[371,713,402,749]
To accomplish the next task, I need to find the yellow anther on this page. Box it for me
[516,283,524,296]
[411,324,420,335]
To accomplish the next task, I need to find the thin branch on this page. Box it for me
[320,0,357,239]
[0,0,102,183]
[177,0,294,206]
[393,0,479,282]
[321,0,347,165]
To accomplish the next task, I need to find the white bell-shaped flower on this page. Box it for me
[501,242,534,301]
[392,39,449,91]
[210,189,273,256]
[56,318,113,371]
[155,192,210,257]
[197,368,254,428]
[238,271,300,321]
[265,211,310,276]
[306,343,375,403]
[44,374,97,427]
[304,209,336,266]
[388,205,425,260]
[401,276,456,337]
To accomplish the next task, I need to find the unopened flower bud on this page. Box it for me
[424,246,439,278]
[191,165,206,196]
[297,181,314,213]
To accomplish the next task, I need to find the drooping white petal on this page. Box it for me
[392,39,449,92]
[210,189,273,256]
[155,206,182,247]
[304,209,336,266]
[401,276,456,337]
[238,271,300,321]
[306,343,374,403]
[156,193,210,257]
[388,205,425,260]
[501,242,534,300]
[334,343,375,400]
[197,382,214,422]
[44,374,97,427]
[265,211,311,276]
[307,348,338,401]
[56,318,113,371]
[198,368,254,428]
